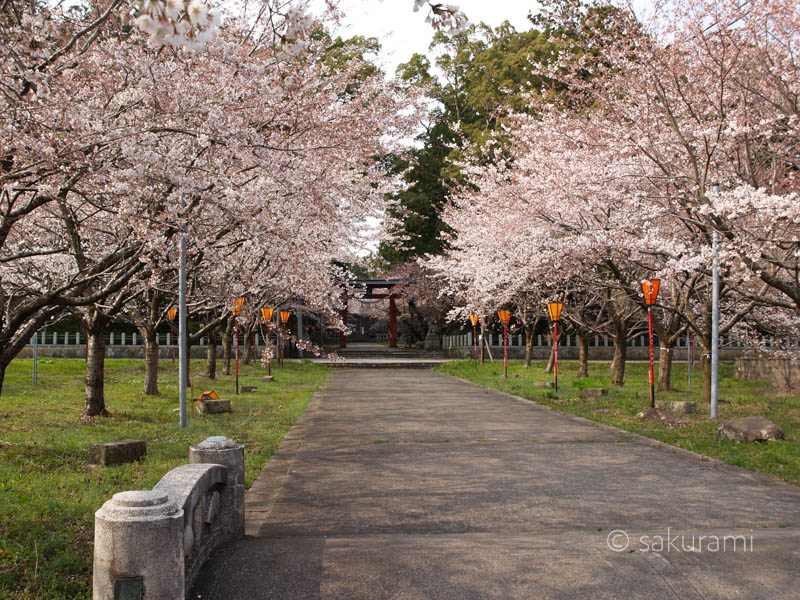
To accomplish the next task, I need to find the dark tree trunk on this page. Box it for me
[140,326,159,395]
[84,309,110,417]
[243,322,254,365]
[577,332,589,377]
[206,328,217,380]
[545,338,555,373]
[222,316,233,375]
[524,324,534,367]
[0,362,6,397]
[657,344,674,392]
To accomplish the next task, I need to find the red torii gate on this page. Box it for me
[340,279,403,349]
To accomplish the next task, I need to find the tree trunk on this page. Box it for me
[657,344,673,392]
[206,328,217,380]
[524,324,534,367]
[611,335,627,387]
[84,309,110,417]
[140,326,159,396]
[222,316,233,375]
[243,323,253,365]
[545,334,555,373]
[577,332,589,377]
[0,362,7,397]
[702,351,712,404]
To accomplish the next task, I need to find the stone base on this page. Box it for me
[580,388,608,399]
[197,399,232,415]
[261,376,274,383]
[717,416,784,442]
[240,385,258,393]
[655,400,698,415]
[533,381,554,388]
[89,440,146,466]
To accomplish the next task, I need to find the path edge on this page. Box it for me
[243,371,333,534]
[440,371,800,496]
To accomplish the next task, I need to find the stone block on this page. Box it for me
[261,375,275,383]
[89,440,146,466]
[240,385,258,393]
[197,399,231,415]
[190,436,245,540]
[93,490,184,600]
[655,400,698,415]
[717,416,785,442]
[533,381,554,388]
[580,388,608,399]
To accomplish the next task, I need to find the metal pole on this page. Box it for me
[553,321,558,392]
[711,183,721,418]
[32,332,38,385]
[234,317,239,394]
[648,307,655,408]
[503,325,508,378]
[179,192,188,428]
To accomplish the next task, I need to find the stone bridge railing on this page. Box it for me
[92,436,244,600]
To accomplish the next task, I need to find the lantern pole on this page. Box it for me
[234,314,239,394]
[553,320,558,392]
[473,320,478,367]
[647,305,655,408]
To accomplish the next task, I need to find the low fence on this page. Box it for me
[443,332,762,361]
[93,436,244,600]
[18,331,297,360]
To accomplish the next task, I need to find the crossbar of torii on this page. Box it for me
[340,279,405,348]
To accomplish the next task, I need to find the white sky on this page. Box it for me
[314,1,542,77]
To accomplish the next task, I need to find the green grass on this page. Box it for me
[438,359,800,486]
[0,358,328,599]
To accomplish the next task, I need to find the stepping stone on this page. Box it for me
[655,400,697,415]
[197,399,232,415]
[240,385,258,393]
[533,382,553,388]
[717,416,784,442]
[580,388,608,399]
[261,376,275,383]
[89,440,146,466]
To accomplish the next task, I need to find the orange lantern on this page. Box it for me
[641,279,661,305]
[232,297,245,317]
[469,313,479,327]
[497,309,511,326]
[547,302,563,322]
[261,307,275,322]
[280,310,291,324]
[167,307,177,321]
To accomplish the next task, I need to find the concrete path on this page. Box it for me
[193,370,800,599]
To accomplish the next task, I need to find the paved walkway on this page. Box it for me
[194,370,800,599]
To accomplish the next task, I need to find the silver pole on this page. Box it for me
[711,183,720,418]
[32,332,38,385]
[179,191,188,428]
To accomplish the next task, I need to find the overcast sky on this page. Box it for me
[313,1,542,77]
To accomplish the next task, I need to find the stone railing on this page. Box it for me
[93,436,244,600]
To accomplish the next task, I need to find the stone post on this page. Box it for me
[190,436,245,539]
[93,490,184,600]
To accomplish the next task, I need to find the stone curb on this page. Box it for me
[243,373,332,535]
[440,372,800,497]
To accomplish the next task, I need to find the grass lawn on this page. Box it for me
[438,359,800,487]
[0,357,328,599]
